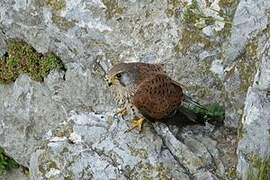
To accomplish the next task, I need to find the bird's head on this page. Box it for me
[106,63,136,87]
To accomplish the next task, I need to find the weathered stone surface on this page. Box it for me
[224,0,270,64]
[0,74,66,167]
[0,167,28,180]
[30,112,189,179]
[0,0,269,179]
[223,0,270,128]
[237,32,270,179]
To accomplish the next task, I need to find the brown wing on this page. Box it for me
[135,63,166,83]
[132,74,184,120]
[137,63,165,74]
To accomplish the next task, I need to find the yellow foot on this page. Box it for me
[115,107,128,117]
[125,117,145,133]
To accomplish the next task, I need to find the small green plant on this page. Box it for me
[0,39,65,84]
[0,147,19,175]
[191,102,225,124]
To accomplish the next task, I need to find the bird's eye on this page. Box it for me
[116,73,122,78]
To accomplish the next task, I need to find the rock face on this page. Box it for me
[0,0,269,179]
[237,29,270,179]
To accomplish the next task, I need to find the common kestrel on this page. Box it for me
[106,62,204,132]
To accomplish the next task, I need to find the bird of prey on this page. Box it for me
[106,62,204,132]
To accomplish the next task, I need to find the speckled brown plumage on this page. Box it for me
[133,73,183,120]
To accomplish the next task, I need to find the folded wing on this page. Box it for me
[132,74,183,120]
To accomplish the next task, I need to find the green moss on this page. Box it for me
[220,19,233,38]
[102,0,124,19]
[52,14,76,31]
[0,39,65,84]
[226,167,237,180]
[0,147,19,175]
[64,175,74,180]
[129,162,172,180]
[48,161,57,169]
[165,0,182,17]
[129,148,148,159]
[219,0,237,8]
[247,155,270,180]
[53,124,73,138]
[238,41,259,93]
[46,0,66,11]
[39,160,59,178]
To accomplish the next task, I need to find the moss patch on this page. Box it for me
[219,0,237,9]
[46,0,66,11]
[52,13,76,31]
[0,39,65,84]
[102,0,124,19]
[226,166,237,180]
[238,41,259,92]
[129,148,148,159]
[129,162,172,180]
[0,147,19,175]
[247,155,270,180]
[165,0,183,17]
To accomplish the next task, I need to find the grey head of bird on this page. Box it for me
[106,63,138,88]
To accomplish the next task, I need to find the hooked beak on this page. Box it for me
[105,76,114,87]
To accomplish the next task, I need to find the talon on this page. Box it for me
[125,117,145,133]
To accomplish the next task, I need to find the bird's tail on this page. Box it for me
[180,94,224,126]
[177,106,205,125]
[182,94,207,111]
[178,94,208,125]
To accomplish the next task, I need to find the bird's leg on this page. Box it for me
[125,117,145,133]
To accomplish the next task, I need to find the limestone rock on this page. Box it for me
[0,0,269,179]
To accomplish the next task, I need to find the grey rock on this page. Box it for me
[223,0,270,128]
[236,33,270,179]
[224,0,270,64]
[0,167,28,180]
[30,112,190,179]
[0,75,66,167]
[193,170,219,180]
[0,0,269,179]
[154,123,204,174]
